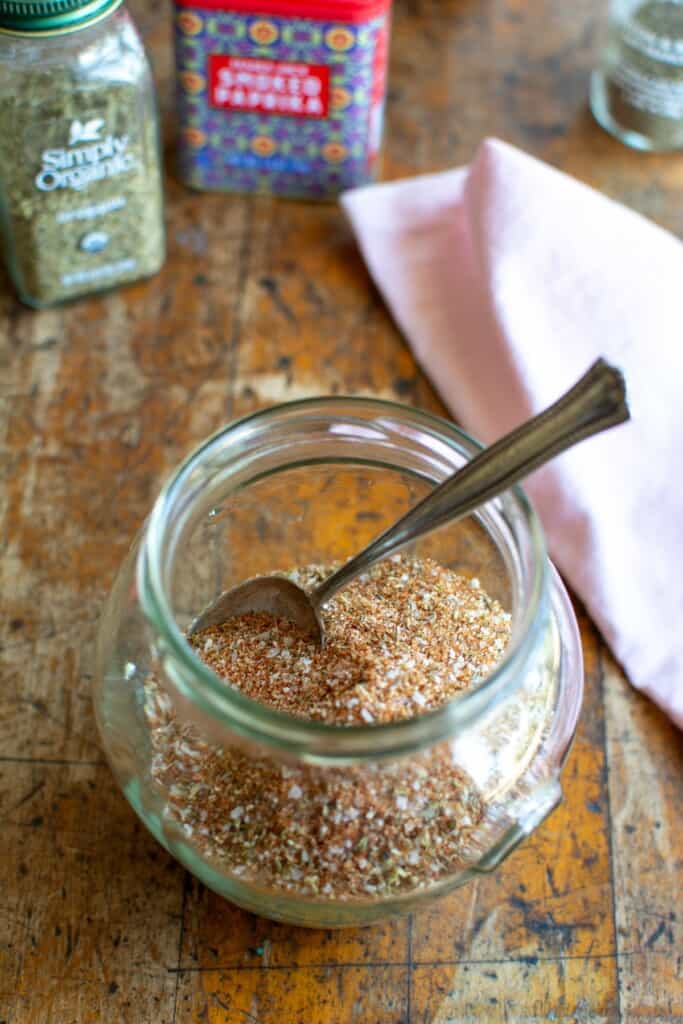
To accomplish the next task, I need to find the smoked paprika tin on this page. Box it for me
[174,0,392,198]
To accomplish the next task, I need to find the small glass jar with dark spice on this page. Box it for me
[94,399,584,927]
[0,0,165,307]
[591,0,683,150]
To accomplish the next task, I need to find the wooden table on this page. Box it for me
[1,1,682,1021]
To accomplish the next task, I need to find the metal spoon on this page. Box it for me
[188,359,629,644]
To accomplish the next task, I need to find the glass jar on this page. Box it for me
[590,0,683,151]
[94,399,583,927]
[0,0,165,307]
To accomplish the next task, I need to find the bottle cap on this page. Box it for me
[0,0,123,35]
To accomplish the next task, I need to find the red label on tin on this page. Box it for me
[208,55,331,118]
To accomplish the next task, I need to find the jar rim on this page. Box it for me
[138,397,550,762]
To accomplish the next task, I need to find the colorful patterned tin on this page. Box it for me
[174,0,392,198]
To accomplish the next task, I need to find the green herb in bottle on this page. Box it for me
[0,0,165,307]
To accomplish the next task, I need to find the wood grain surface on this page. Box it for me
[1,1,682,1022]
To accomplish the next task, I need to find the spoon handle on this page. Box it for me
[313,358,629,608]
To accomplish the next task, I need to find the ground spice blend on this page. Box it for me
[174,0,392,198]
[144,557,515,900]
[0,0,165,307]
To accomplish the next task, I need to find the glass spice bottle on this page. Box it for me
[0,0,165,308]
[591,0,683,150]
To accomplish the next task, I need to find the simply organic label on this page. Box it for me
[34,118,139,192]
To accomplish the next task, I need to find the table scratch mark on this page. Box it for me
[0,779,45,819]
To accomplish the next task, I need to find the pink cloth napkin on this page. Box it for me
[341,137,683,729]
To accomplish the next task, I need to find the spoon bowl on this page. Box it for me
[189,575,323,640]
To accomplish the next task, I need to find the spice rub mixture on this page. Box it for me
[144,556,512,899]
[189,557,511,725]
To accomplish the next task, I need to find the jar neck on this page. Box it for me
[139,399,550,765]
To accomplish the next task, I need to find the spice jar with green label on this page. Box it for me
[0,0,165,308]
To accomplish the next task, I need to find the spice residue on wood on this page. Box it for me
[144,556,512,899]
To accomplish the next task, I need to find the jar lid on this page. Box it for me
[0,0,123,35]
